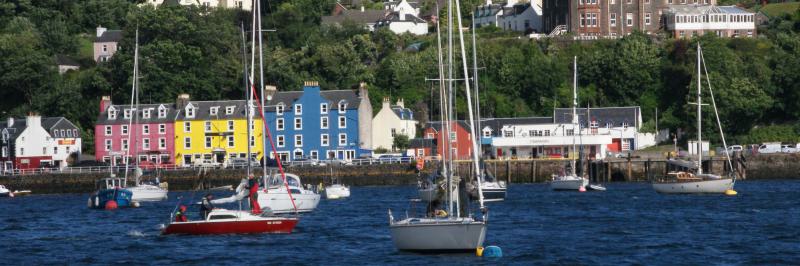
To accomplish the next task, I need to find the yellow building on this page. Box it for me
[173,95,264,166]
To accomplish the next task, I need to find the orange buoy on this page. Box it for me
[579,186,586,192]
[105,200,118,210]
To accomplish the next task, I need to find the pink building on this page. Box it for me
[93,26,122,62]
[95,96,177,166]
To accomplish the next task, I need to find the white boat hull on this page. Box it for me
[325,184,350,199]
[550,176,589,191]
[129,185,168,201]
[652,177,734,194]
[389,217,486,252]
[258,190,321,214]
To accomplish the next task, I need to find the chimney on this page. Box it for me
[26,113,41,129]
[263,85,277,101]
[361,5,365,12]
[6,117,13,127]
[382,97,391,109]
[100,96,112,113]
[176,94,190,109]
[96,26,107,38]
[358,82,369,99]
[487,0,493,5]
[396,98,405,108]
[303,81,319,87]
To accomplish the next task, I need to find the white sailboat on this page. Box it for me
[125,29,168,201]
[652,44,736,194]
[390,0,487,252]
[550,56,590,191]
[324,167,350,199]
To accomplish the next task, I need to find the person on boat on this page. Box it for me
[200,194,214,219]
[175,205,188,222]
[246,175,261,214]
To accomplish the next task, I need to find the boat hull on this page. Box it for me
[325,185,350,199]
[258,191,321,214]
[389,218,486,252]
[162,218,298,235]
[550,177,589,191]
[468,182,507,202]
[129,185,168,201]
[652,177,734,194]
[88,188,133,209]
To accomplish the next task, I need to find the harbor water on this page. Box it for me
[2,180,799,265]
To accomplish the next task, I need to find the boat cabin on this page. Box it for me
[98,178,127,189]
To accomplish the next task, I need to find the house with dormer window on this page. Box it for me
[261,81,372,162]
[95,96,177,165]
[0,114,82,171]
[372,97,418,151]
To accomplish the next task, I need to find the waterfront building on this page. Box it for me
[664,5,756,38]
[140,0,252,11]
[407,138,437,159]
[0,115,82,171]
[422,121,475,160]
[481,106,656,160]
[172,95,264,166]
[261,81,372,162]
[322,0,429,35]
[371,97,418,151]
[93,26,122,62]
[475,0,544,33]
[541,0,722,38]
[95,96,179,166]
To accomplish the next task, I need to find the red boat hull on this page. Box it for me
[162,218,298,235]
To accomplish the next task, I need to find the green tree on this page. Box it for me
[392,134,410,151]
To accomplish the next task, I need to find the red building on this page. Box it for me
[422,121,475,161]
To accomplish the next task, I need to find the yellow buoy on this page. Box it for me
[476,247,484,257]
[725,189,738,196]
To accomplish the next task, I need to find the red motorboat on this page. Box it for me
[162,209,298,235]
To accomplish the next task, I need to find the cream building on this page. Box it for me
[371,98,418,151]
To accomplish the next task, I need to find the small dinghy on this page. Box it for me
[587,184,607,191]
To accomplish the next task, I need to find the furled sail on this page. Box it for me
[210,178,249,204]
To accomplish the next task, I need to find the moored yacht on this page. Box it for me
[258,173,320,214]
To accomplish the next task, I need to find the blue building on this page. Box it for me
[262,81,372,162]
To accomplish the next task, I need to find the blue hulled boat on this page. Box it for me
[88,178,133,209]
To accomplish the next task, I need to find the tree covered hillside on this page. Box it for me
[1,1,800,154]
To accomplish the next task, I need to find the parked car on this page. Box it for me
[291,157,319,166]
[226,157,260,168]
[194,158,221,168]
[726,145,744,153]
[757,142,782,154]
[781,144,798,153]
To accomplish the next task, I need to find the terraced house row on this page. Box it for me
[94,81,372,166]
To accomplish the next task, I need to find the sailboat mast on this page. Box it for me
[256,0,269,180]
[445,0,454,217]
[454,0,485,209]
[571,56,577,176]
[435,7,447,179]
[241,25,252,177]
[124,29,140,183]
[696,43,703,175]
[471,13,481,143]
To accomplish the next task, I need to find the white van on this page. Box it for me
[758,142,782,154]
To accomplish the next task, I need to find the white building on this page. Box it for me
[375,0,429,35]
[665,5,756,38]
[140,0,252,11]
[372,98,418,151]
[0,115,83,171]
[481,107,655,160]
[474,0,543,33]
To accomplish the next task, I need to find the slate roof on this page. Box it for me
[94,30,123,43]
[175,100,252,121]
[500,4,531,18]
[263,90,362,112]
[481,117,553,132]
[0,117,79,142]
[55,55,79,66]
[98,103,182,125]
[409,137,436,148]
[391,106,414,120]
[666,5,753,15]
[321,9,387,25]
[553,107,640,128]
[380,12,427,24]
[426,120,472,133]
[475,4,503,17]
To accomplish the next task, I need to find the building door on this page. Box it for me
[345,150,355,160]
[183,155,192,165]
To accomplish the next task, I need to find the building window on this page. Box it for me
[226,106,235,115]
[108,109,117,119]
[143,138,150,149]
[105,126,112,136]
[310,150,318,160]
[294,104,302,115]
[105,139,112,151]
[295,135,303,147]
[159,138,166,149]
[339,133,347,146]
[320,103,328,114]
[250,136,255,147]
[124,109,132,119]
[626,13,633,26]
[53,146,58,154]
[277,118,284,130]
[338,101,347,113]
[544,130,551,136]
[580,13,585,27]
[64,129,69,137]
[210,107,219,116]
[567,129,575,136]
[143,125,150,134]
[159,124,166,134]
[276,104,284,115]
[143,109,151,119]
[158,107,167,118]
[277,135,285,147]
[391,128,397,137]
[205,137,212,148]
[503,131,513,137]
[228,136,235,148]
[626,0,631,3]
[338,116,346,128]
[645,13,651,25]
[227,120,234,131]
[294,118,302,130]
[205,121,212,132]
[591,13,598,27]
[321,117,329,129]
[121,125,128,135]
[622,122,629,129]
[321,134,329,146]
[184,137,191,149]
[122,139,128,151]
[186,106,195,118]
[610,13,617,27]
[668,0,673,3]
[184,121,191,132]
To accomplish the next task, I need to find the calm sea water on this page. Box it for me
[2,180,799,265]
